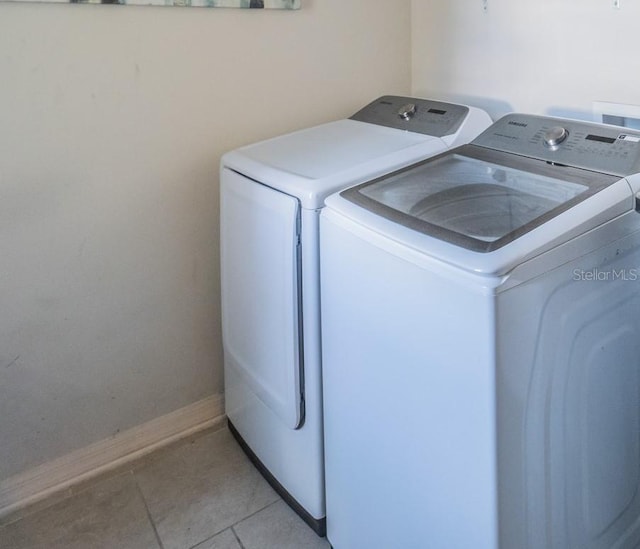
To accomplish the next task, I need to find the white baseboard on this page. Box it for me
[0,394,225,520]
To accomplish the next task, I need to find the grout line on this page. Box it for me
[186,525,246,549]
[186,500,282,549]
[132,473,165,549]
[232,498,281,528]
[231,525,247,549]
[183,499,280,549]
[225,499,283,549]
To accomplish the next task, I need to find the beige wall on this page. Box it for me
[412,0,640,121]
[0,0,411,480]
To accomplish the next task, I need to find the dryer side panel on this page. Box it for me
[221,168,302,430]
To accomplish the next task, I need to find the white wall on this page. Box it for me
[0,0,411,480]
[412,0,640,121]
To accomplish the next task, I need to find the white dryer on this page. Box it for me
[220,96,491,534]
[320,114,640,548]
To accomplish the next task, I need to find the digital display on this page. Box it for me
[586,134,616,144]
[428,109,447,115]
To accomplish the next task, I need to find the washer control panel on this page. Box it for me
[473,113,640,176]
[350,95,470,138]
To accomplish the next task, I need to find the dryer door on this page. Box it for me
[221,168,303,429]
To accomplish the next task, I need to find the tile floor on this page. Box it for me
[0,423,331,549]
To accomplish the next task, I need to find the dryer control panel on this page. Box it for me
[350,95,470,138]
[473,113,640,177]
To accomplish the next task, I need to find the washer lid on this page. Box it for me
[334,144,632,274]
[345,145,622,253]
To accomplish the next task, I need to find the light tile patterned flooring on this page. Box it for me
[0,424,330,549]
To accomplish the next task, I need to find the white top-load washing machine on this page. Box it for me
[320,114,640,548]
[220,96,491,535]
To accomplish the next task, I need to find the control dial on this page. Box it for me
[544,126,569,149]
[398,103,417,121]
